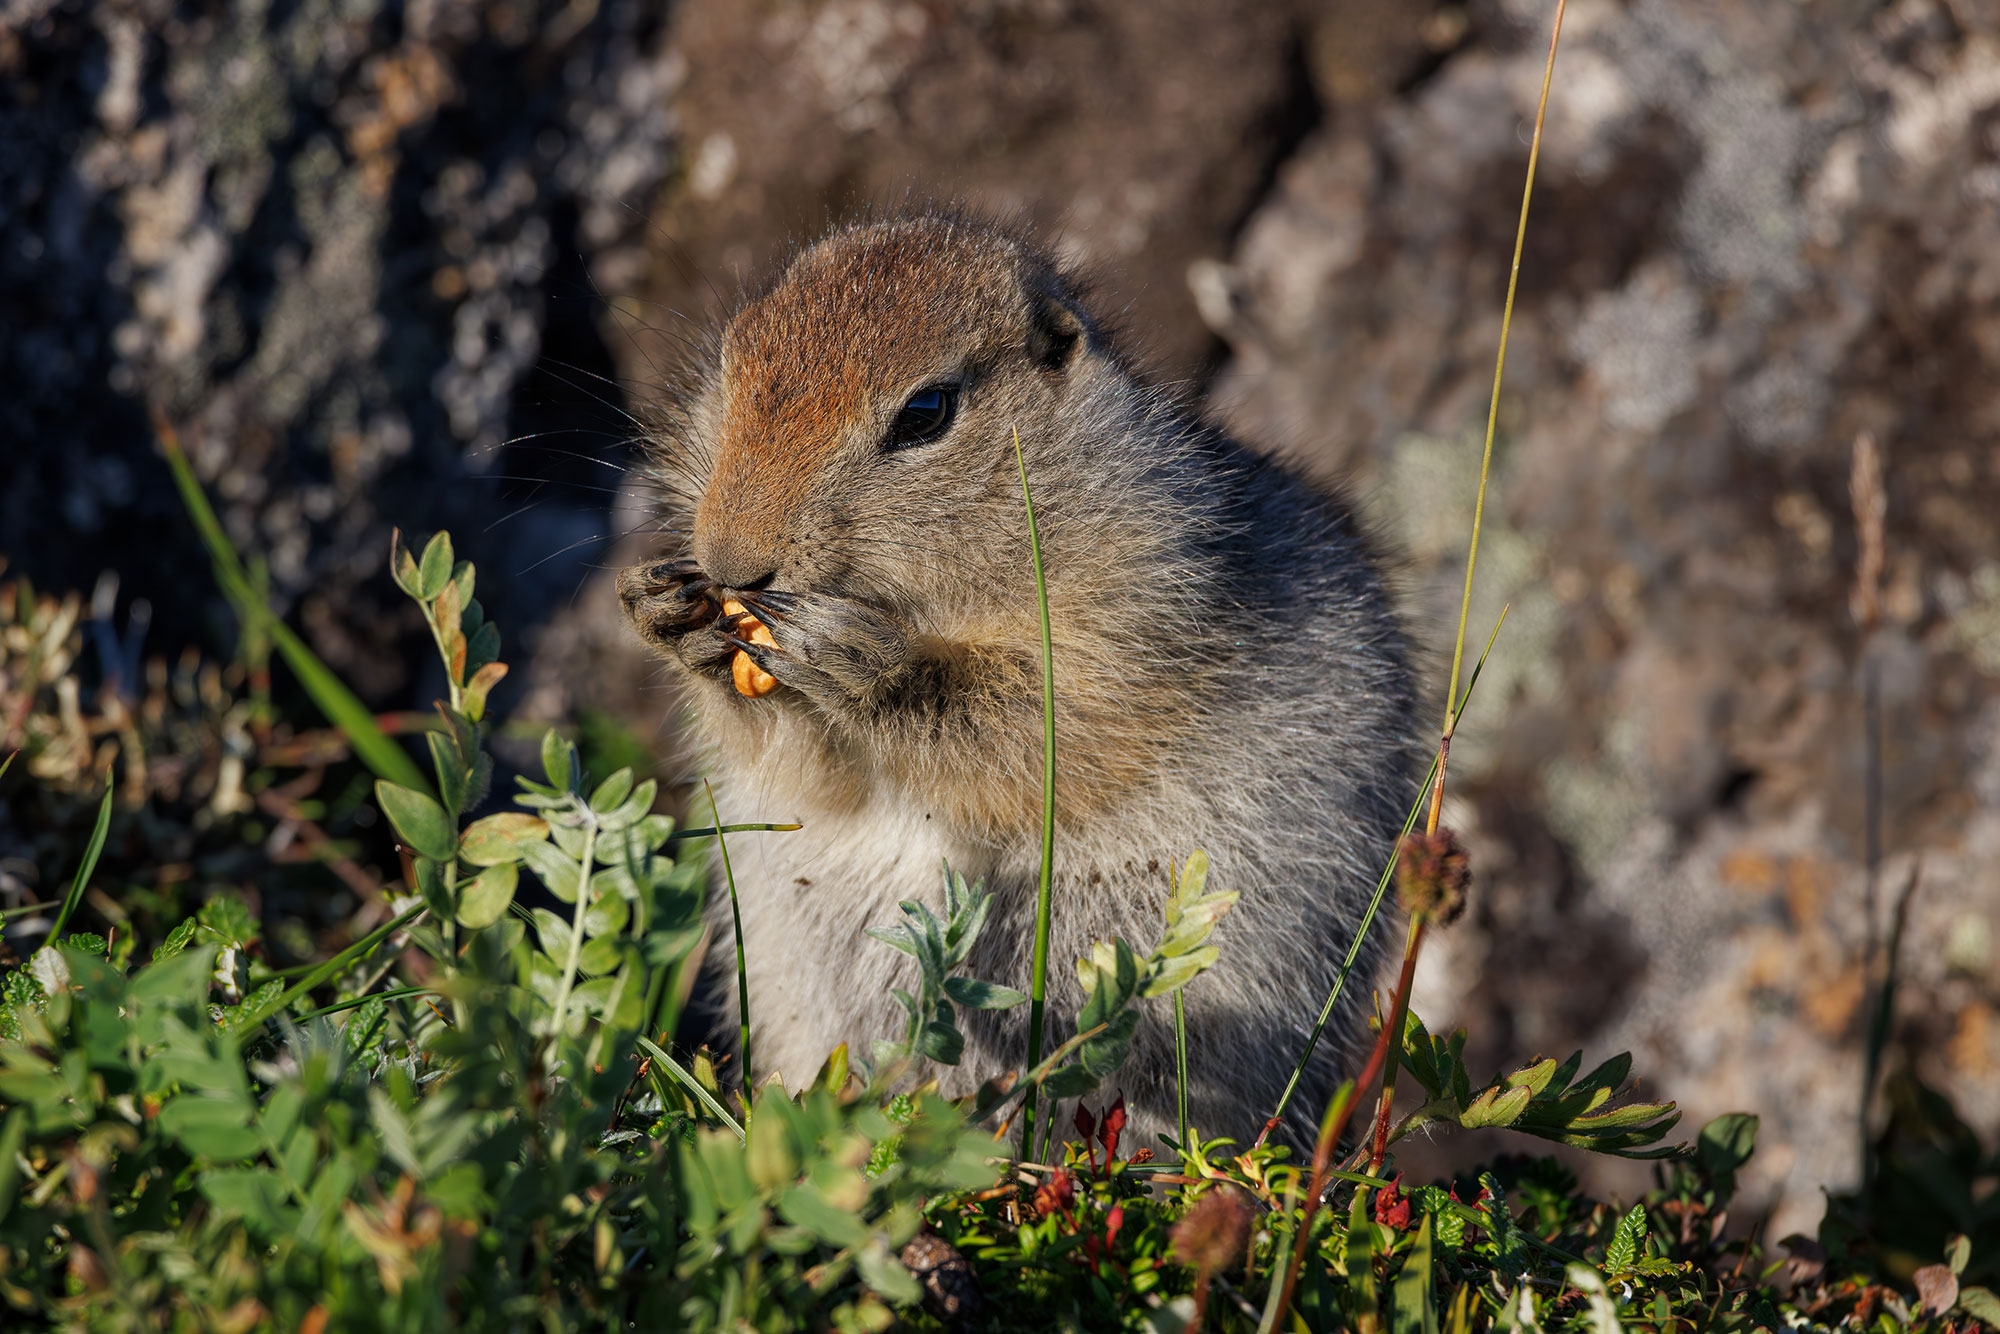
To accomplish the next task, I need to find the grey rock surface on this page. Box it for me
[1198,0,2000,1233]
[2,0,679,694]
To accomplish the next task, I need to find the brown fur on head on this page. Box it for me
[692,215,1091,597]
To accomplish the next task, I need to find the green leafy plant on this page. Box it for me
[866,862,1027,1071]
[1039,851,1236,1104]
[0,526,1016,1331]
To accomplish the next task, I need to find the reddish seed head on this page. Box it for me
[1034,1168,1076,1220]
[1395,828,1472,924]
[1170,1185,1254,1275]
[1373,1172,1413,1231]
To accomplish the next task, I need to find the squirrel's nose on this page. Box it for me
[693,530,778,592]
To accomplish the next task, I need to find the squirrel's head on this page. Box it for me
[668,214,1119,611]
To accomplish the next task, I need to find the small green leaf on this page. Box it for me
[1696,1112,1757,1197]
[391,530,421,595]
[418,532,454,600]
[600,779,660,832]
[457,862,518,930]
[854,1238,923,1306]
[816,1044,850,1092]
[866,927,920,956]
[918,1019,965,1066]
[521,839,582,902]
[158,1094,258,1160]
[223,979,286,1032]
[428,730,468,814]
[201,1169,297,1240]
[778,1183,869,1248]
[942,977,1027,1011]
[1389,1213,1437,1334]
[375,781,457,861]
[582,889,629,940]
[460,812,549,866]
[463,659,506,722]
[1505,1056,1560,1096]
[465,620,500,674]
[1958,1286,2000,1325]
[590,768,635,814]
[1605,1203,1646,1271]
[541,729,578,792]
[153,918,198,962]
[1460,1083,1531,1129]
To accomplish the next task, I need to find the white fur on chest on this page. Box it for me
[714,784,996,1088]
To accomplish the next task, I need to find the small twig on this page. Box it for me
[1367,915,1429,1172]
[1266,906,1427,1329]
[255,787,381,902]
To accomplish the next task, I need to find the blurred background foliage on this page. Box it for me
[3,0,1999,1242]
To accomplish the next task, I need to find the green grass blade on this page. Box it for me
[704,780,753,1088]
[157,418,431,796]
[238,904,428,1033]
[1013,427,1058,1161]
[1174,989,1190,1152]
[49,772,114,942]
[1262,609,1509,1131]
[665,822,803,841]
[636,1035,746,1140]
[298,986,436,1021]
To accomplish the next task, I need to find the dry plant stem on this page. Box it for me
[1269,995,1396,1327]
[1424,736,1451,838]
[1368,914,1429,1173]
[1267,908,1431,1328]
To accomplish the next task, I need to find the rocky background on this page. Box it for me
[5,0,1998,1236]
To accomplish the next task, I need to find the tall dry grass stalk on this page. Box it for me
[1261,1,1570,1324]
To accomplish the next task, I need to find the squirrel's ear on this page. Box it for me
[1026,287,1087,373]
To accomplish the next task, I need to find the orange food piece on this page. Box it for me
[723,598,779,697]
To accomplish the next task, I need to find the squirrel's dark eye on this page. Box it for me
[884,385,958,449]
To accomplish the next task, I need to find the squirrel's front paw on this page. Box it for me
[726,591,908,709]
[616,559,736,673]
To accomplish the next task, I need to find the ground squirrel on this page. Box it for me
[617,212,1418,1146]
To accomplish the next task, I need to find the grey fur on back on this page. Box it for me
[620,211,1420,1150]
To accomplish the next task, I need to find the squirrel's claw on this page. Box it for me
[724,633,778,661]
[737,589,796,619]
[673,577,716,603]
